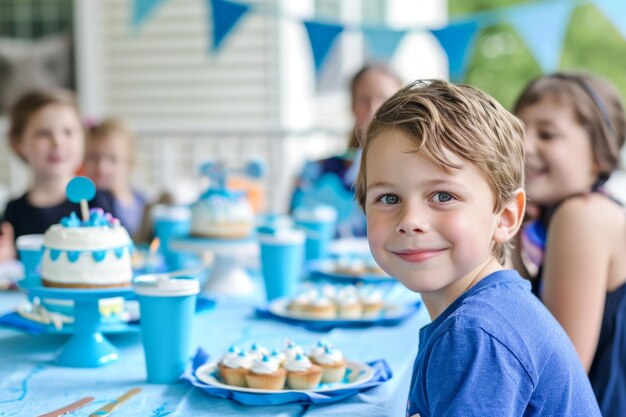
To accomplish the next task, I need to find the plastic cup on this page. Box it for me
[15,234,44,289]
[257,227,306,302]
[152,205,191,267]
[293,205,337,262]
[134,274,199,384]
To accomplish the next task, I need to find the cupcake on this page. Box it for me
[311,345,347,383]
[248,342,269,360]
[287,289,316,313]
[360,289,384,318]
[245,354,286,390]
[307,296,337,319]
[336,290,363,319]
[284,353,322,390]
[219,349,253,387]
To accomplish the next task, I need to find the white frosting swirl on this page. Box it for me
[284,354,312,372]
[312,296,333,307]
[284,344,304,359]
[222,351,253,369]
[313,347,344,365]
[220,346,241,363]
[309,340,329,358]
[250,356,280,374]
[270,349,286,364]
[337,292,360,307]
[360,289,383,304]
[248,344,269,360]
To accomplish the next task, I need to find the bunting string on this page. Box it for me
[131,0,625,80]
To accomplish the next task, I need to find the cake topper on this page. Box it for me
[199,160,265,191]
[66,176,96,221]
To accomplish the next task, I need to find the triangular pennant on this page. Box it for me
[506,1,573,73]
[592,0,626,39]
[362,27,408,61]
[431,20,479,81]
[209,0,251,51]
[132,0,166,28]
[303,20,344,73]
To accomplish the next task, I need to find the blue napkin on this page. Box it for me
[182,348,392,406]
[0,295,216,336]
[254,301,421,332]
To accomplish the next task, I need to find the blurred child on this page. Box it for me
[84,118,147,237]
[0,89,115,261]
[291,64,402,237]
[355,80,601,416]
[513,72,626,416]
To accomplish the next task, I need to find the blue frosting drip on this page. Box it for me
[49,249,61,261]
[92,250,107,262]
[43,244,133,263]
[113,247,125,259]
[67,251,81,263]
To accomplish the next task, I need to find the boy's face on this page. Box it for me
[16,104,84,180]
[364,130,515,306]
[84,134,131,192]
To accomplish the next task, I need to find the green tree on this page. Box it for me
[449,1,626,110]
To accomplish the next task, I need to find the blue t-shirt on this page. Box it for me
[407,269,600,417]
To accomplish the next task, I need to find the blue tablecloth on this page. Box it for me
[0,287,429,416]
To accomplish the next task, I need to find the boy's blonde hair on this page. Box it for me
[8,88,81,161]
[514,72,626,181]
[355,79,525,263]
[88,117,136,166]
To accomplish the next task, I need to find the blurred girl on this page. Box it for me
[84,118,147,237]
[290,64,402,236]
[513,72,626,416]
[0,89,115,261]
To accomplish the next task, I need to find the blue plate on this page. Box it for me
[182,348,393,406]
[256,298,421,331]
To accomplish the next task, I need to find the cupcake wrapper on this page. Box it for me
[219,365,249,388]
[245,369,286,390]
[286,366,322,390]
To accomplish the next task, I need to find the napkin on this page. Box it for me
[182,348,392,406]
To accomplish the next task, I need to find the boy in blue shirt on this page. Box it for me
[355,80,601,416]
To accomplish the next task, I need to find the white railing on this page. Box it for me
[0,127,349,214]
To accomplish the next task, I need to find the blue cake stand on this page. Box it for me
[27,285,135,368]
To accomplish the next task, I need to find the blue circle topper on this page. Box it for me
[66,176,96,203]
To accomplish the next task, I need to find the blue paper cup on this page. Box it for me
[134,275,199,384]
[294,206,337,262]
[152,205,191,267]
[15,234,44,289]
[258,229,306,302]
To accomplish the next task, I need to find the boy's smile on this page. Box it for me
[364,129,518,317]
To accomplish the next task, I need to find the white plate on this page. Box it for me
[195,360,374,393]
[268,298,414,323]
[309,259,391,282]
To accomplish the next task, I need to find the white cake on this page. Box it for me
[41,209,133,288]
[190,189,254,238]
